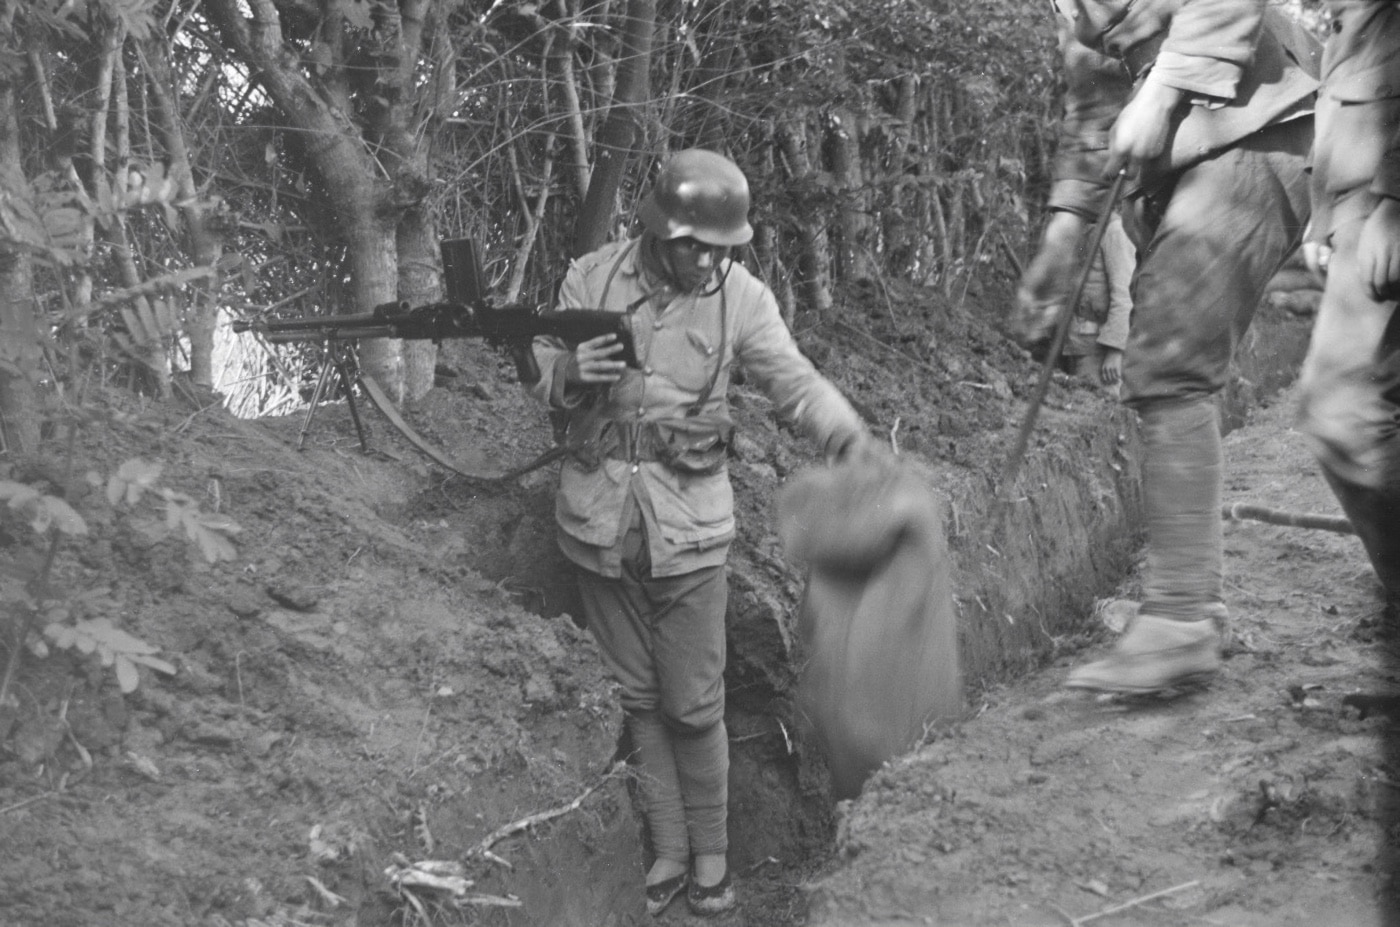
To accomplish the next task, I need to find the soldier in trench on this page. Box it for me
[1296,1,1400,605]
[528,148,879,917]
[1013,0,1320,692]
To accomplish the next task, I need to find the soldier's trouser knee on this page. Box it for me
[1296,214,1400,595]
[576,516,728,730]
[1120,118,1311,406]
[577,514,730,860]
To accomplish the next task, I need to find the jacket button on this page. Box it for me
[637,408,645,417]
[644,366,654,375]
[631,464,639,474]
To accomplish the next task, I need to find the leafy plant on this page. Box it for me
[0,456,242,710]
[103,458,241,563]
[0,480,88,538]
[37,617,177,694]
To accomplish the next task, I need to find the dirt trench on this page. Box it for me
[404,296,1315,925]
[0,282,1319,927]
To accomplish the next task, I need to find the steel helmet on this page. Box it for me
[637,149,754,247]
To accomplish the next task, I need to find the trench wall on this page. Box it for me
[453,294,1316,925]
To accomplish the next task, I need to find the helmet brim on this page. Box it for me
[638,192,754,247]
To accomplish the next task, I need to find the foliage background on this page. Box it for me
[0,0,1067,432]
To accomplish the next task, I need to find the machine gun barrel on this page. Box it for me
[231,300,639,369]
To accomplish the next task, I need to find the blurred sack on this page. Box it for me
[777,458,963,799]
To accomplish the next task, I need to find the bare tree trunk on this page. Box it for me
[826,106,872,285]
[375,0,448,401]
[139,39,224,394]
[550,1,591,201]
[571,0,654,257]
[775,114,834,321]
[205,0,403,397]
[676,8,737,151]
[0,82,40,456]
[506,139,556,303]
[882,74,919,279]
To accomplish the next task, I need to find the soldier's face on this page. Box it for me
[661,236,728,292]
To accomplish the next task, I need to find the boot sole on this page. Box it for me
[1064,669,1217,695]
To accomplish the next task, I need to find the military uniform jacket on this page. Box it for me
[531,237,867,578]
[1048,0,1321,219]
[1308,1,1400,242]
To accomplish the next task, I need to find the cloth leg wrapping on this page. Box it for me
[1138,396,1224,620]
[671,719,729,856]
[576,507,730,862]
[626,710,689,863]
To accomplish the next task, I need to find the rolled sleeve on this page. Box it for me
[1149,51,1244,100]
[1152,0,1264,100]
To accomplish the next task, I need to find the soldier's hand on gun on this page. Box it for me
[1012,211,1085,349]
[1105,75,1183,178]
[566,334,628,385]
[1358,197,1400,301]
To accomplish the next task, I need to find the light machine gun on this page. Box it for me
[232,238,638,382]
[232,239,638,477]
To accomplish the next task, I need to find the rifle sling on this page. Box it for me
[360,374,563,483]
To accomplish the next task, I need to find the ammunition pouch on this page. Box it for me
[567,414,735,476]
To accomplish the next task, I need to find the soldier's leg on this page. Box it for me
[574,518,690,895]
[646,562,732,909]
[1297,214,1400,595]
[1068,119,1312,692]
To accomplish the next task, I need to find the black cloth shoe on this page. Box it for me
[687,871,735,916]
[645,872,687,917]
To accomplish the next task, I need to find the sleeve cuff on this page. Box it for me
[1147,51,1242,101]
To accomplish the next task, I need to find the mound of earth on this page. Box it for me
[807,388,1400,927]
[3,267,1384,927]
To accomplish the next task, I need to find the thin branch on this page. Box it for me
[1070,880,1200,927]
[468,761,626,857]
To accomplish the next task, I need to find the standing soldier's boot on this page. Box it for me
[1067,396,1225,692]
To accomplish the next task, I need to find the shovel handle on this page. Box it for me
[996,171,1129,513]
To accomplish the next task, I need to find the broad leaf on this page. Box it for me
[40,497,88,536]
[0,481,41,507]
[78,619,160,655]
[129,654,176,675]
[193,522,238,563]
[114,654,140,693]
[44,623,75,650]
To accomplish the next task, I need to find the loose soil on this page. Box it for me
[2,270,1392,927]
[807,391,1400,927]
